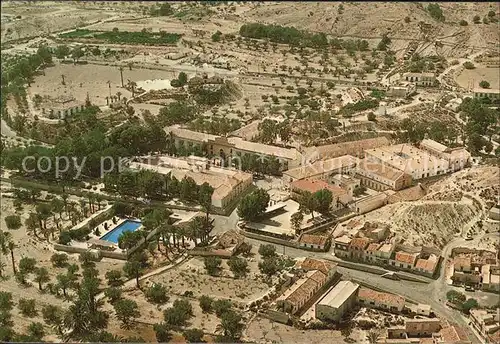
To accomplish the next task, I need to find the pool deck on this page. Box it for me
[75,217,143,252]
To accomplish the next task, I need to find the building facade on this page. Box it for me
[315,281,359,322]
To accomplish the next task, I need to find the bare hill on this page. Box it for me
[239,2,499,56]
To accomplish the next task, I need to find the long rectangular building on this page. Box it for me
[315,281,359,322]
[165,125,303,171]
[364,144,450,180]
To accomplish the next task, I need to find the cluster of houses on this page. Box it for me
[268,258,435,326]
[379,317,472,344]
[450,247,500,293]
[334,221,441,278]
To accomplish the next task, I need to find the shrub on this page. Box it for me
[463,61,475,69]
[199,295,214,313]
[459,20,468,26]
[104,287,122,304]
[479,80,490,89]
[367,112,376,121]
[18,298,37,317]
[170,79,182,88]
[50,253,69,268]
[213,299,232,317]
[145,284,169,304]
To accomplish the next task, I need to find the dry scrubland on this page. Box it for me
[347,166,498,249]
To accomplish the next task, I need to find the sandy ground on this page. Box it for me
[455,65,500,89]
[28,63,178,107]
[338,165,498,249]
[245,315,354,344]
[148,253,269,304]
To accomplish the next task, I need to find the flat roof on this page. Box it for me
[420,139,449,153]
[285,155,358,180]
[318,280,359,308]
[304,137,390,161]
[473,88,500,94]
[357,159,408,182]
[291,179,348,196]
[165,125,218,142]
[245,222,294,236]
[365,144,449,174]
[228,136,301,160]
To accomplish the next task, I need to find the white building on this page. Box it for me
[315,281,359,322]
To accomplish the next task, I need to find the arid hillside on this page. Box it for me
[240,2,499,56]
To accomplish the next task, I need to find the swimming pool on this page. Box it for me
[100,220,142,244]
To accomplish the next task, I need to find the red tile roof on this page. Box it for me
[415,256,439,273]
[299,234,329,247]
[299,258,337,275]
[358,287,405,309]
[366,243,381,252]
[395,251,418,265]
[291,179,347,196]
[349,237,371,250]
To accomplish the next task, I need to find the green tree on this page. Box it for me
[473,15,480,24]
[204,256,222,276]
[34,267,50,291]
[258,244,276,258]
[123,259,143,287]
[313,189,333,215]
[227,257,248,278]
[163,299,193,326]
[459,20,468,26]
[291,211,304,234]
[105,287,122,304]
[463,61,475,69]
[105,269,123,287]
[27,322,45,341]
[427,3,445,21]
[183,328,205,343]
[258,256,279,277]
[178,72,188,86]
[0,291,15,312]
[462,298,479,314]
[41,305,64,335]
[367,112,376,121]
[153,322,172,342]
[4,215,21,230]
[18,257,36,274]
[145,283,169,304]
[446,290,466,303]
[219,310,244,340]
[237,188,270,221]
[213,299,232,317]
[113,299,140,328]
[199,295,214,313]
[18,298,37,317]
[479,80,490,89]
[50,253,68,268]
[298,191,318,219]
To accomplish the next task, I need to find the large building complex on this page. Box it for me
[129,155,252,209]
[166,125,303,171]
[364,144,451,179]
[354,159,413,191]
[303,137,390,161]
[282,155,358,185]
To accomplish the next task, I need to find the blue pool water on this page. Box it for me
[100,220,142,244]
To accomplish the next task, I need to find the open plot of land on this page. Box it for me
[455,64,500,89]
[245,315,354,344]
[148,255,269,304]
[28,63,180,107]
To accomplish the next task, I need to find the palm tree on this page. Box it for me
[61,74,65,85]
[25,213,39,238]
[8,240,16,274]
[34,267,50,291]
[118,66,124,87]
[61,194,69,215]
[56,274,71,297]
[95,195,103,210]
[367,329,380,344]
[0,260,6,278]
[116,91,122,101]
[0,231,11,275]
[79,199,87,216]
